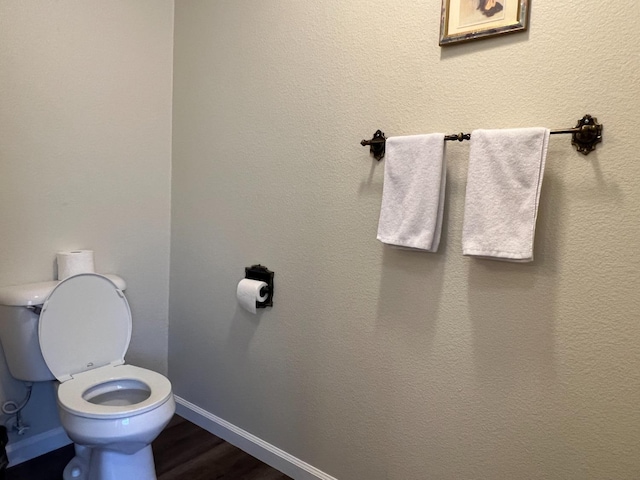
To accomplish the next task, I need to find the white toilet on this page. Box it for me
[0,273,175,480]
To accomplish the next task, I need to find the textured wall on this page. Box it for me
[0,0,174,442]
[169,1,640,479]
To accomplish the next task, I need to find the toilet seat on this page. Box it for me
[39,273,131,382]
[39,273,173,420]
[57,364,172,419]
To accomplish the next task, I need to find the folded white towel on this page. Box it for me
[462,128,550,262]
[377,134,446,252]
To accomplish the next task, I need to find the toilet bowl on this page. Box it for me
[57,366,175,480]
[58,369,175,480]
[57,365,174,448]
[34,273,175,480]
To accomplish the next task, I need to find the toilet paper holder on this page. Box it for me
[245,265,274,308]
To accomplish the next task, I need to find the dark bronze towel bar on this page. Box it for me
[361,114,603,160]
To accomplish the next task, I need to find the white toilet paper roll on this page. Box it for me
[237,279,269,314]
[56,250,95,280]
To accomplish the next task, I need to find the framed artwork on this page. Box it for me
[439,0,529,46]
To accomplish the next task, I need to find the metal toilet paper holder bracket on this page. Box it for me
[245,264,274,308]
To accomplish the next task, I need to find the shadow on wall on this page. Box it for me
[0,343,61,446]
[376,243,446,345]
[467,172,563,392]
[466,138,622,396]
[0,344,30,431]
[373,162,451,339]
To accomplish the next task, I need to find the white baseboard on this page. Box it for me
[174,396,338,480]
[6,426,72,467]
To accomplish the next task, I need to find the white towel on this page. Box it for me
[377,134,446,251]
[462,127,550,262]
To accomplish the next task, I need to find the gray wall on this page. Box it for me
[170,1,640,479]
[0,0,174,443]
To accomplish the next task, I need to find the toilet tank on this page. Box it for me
[0,275,126,382]
[0,304,55,381]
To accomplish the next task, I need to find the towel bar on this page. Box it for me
[361,114,603,160]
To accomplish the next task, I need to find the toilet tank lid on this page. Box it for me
[0,275,126,306]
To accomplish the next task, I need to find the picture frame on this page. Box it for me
[439,0,529,46]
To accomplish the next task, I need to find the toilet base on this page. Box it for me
[63,443,157,480]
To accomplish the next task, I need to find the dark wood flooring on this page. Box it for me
[6,415,291,480]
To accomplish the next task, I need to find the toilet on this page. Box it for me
[0,273,175,480]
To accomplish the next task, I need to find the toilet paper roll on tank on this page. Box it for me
[56,250,95,280]
[237,278,269,314]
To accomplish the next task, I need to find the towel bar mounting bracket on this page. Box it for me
[569,114,602,155]
[360,129,386,160]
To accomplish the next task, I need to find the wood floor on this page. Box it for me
[6,415,291,480]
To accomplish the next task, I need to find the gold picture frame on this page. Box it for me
[439,0,529,46]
